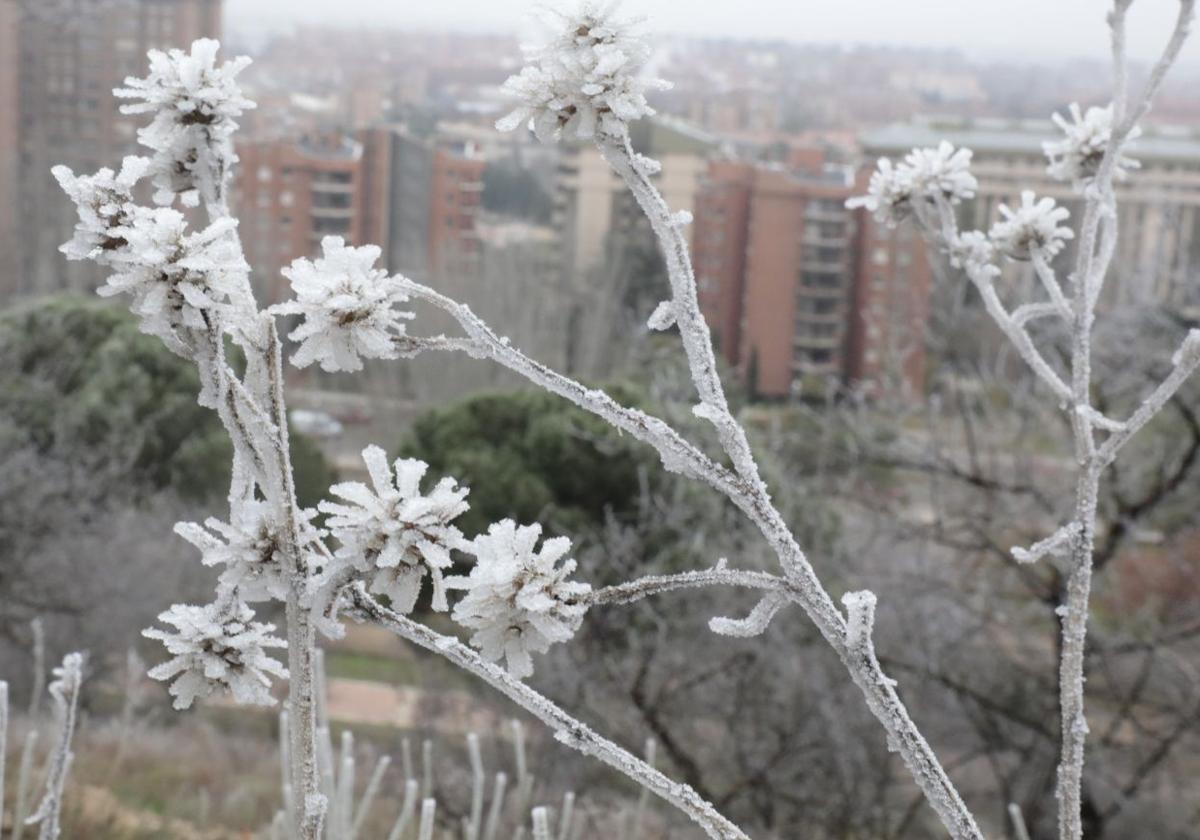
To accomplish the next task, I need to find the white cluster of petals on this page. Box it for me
[321,445,470,614]
[175,500,325,603]
[274,236,413,373]
[848,142,976,226]
[51,156,150,261]
[949,231,1001,281]
[1044,103,1140,190]
[847,158,915,226]
[989,191,1075,261]
[100,209,247,346]
[115,38,255,207]
[495,2,668,143]
[904,142,977,204]
[447,520,590,678]
[143,598,287,710]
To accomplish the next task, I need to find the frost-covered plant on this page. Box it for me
[846,4,1199,838]
[447,520,590,678]
[26,653,84,840]
[52,3,1200,840]
[271,237,414,373]
[1044,102,1141,189]
[495,1,668,142]
[320,445,469,613]
[115,38,254,208]
[143,598,288,710]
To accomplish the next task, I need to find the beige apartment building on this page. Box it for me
[862,116,1200,312]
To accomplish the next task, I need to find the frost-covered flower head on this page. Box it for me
[447,520,591,678]
[97,208,248,347]
[949,230,1001,281]
[495,2,668,142]
[52,156,149,262]
[846,158,916,226]
[904,141,977,205]
[274,236,413,373]
[320,445,470,613]
[175,501,325,603]
[1044,103,1140,190]
[989,191,1075,261]
[143,597,287,710]
[848,143,976,226]
[115,38,254,207]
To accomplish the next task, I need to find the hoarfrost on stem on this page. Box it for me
[447,520,590,678]
[320,445,470,613]
[273,236,414,373]
[143,597,288,710]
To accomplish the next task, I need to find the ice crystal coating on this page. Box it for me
[1044,103,1140,189]
[51,156,150,261]
[495,1,667,142]
[846,158,915,226]
[90,208,248,344]
[447,520,590,678]
[115,38,254,207]
[175,501,325,603]
[320,445,470,613]
[273,236,413,373]
[989,191,1075,261]
[848,143,974,226]
[949,230,1001,280]
[904,141,977,204]
[143,598,287,710]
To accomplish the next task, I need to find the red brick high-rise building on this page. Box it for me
[694,156,933,399]
[234,126,485,303]
[0,0,223,301]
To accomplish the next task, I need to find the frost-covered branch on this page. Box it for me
[582,565,788,607]
[346,583,750,840]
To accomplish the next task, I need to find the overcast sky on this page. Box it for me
[226,0,1200,64]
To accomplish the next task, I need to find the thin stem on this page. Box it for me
[347,584,751,840]
[583,567,788,606]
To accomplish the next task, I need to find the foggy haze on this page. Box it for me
[226,0,1200,63]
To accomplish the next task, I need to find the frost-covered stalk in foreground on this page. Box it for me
[853,3,1197,838]
[26,654,84,840]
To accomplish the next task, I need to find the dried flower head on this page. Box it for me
[496,2,668,142]
[846,158,916,226]
[273,236,413,373]
[144,597,287,710]
[1044,103,1140,190]
[115,38,255,207]
[447,520,590,678]
[320,445,470,613]
[175,501,325,603]
[990,191,1075,261]
[52,156,150,262]
[904,141,977,205]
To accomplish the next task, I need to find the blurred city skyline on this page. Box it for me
[227,0,1200,64]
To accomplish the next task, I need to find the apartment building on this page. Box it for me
[234,125,484,302]
[694,156,932,399]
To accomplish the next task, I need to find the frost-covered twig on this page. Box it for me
[26,653,84,840]
[1011,522,1081,565]
[9,729,38,840]
[346,583,750,840]
[582,566,787,607]
[0,682,7,832]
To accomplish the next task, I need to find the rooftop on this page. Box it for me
[861,115,1200,163]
